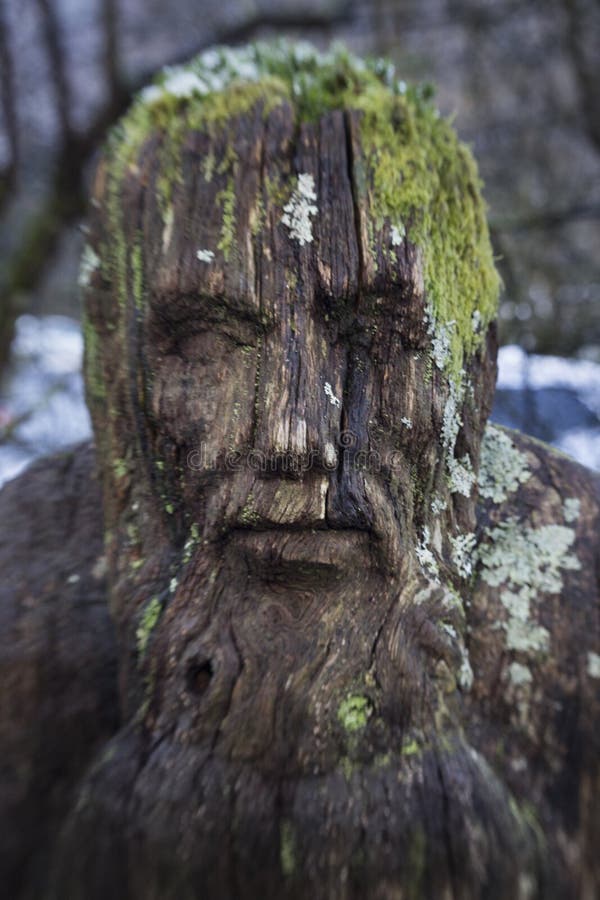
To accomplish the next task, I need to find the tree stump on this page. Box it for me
[1,42,599,900]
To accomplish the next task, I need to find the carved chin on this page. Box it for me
[50,728,539,899]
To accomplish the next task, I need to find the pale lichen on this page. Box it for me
[281,172,318,246]
[458,654,474,692]
[563,497,581,524]
[431,494,448,515]
[441,379,464,453]
[78,244,100,289]
[324,382,341,407]
[478,425,531,504]
[416,526,440,580]
[508,661,533,686]
[390,222,405,246]
[478,518,581,655]
[450,532,476,578]
[428,311,455,372]
[448,454,476,498]
[587,652,600,679]
[196,248,215,263]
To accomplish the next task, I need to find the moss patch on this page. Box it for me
[280,819,296,877]
[338,694,372,732]
[136,596,162,659]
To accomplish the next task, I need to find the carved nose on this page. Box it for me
[252,322,346,467]
[325,451,373,529]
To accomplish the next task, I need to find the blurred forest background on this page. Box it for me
[0,0,599,482]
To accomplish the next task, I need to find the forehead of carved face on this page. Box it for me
[83,42,498,556]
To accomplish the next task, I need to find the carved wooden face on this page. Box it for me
[77,103,502,790]
[81,97,499,750]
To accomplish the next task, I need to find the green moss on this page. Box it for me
[112,458,128,479]
[338,694,371,732]
[182,522,200,564]
[131,240,144,310]
[406,827,426,899]
[136,596,162,659]
[217,176,236,261]
[280,820,296,877]
[239,492,261,526]
[82,311,106,402]
[401,738,422,757]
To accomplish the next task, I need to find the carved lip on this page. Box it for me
[228,527,374,580]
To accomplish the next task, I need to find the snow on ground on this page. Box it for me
[0,321,598,490]
[0,315,91,487]
[493,345,600,472]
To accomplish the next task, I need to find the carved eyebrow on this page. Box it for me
[150,291,266,326]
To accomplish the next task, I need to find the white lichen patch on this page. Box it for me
[324,382,341,407]
[502,591,550,654]
[448,454,476,497]
[563,497,581,524]
[478,424,531,504]
[162,207,174,253]
[471,309,482,333]
[78,244,100,288]
[281,173,318,246]
[431,495,447,516]
[416,526,439,580]
[478,517,581,655]
[139,84,164,105]
[430,321,456,372]
[451,532,476,578]
[324,442,338,468]
[458,655,474,692]
[441,379,464,453]
[390,222,405,246]
[508,661,532,687]
[196,248,215,263]
[587,652,600,678]
[162,67,210,98]
[400,416,413,429]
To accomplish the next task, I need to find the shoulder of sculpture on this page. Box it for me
[471,422,600,742]
[0,440,109,636]
[477,423,600,532]
[0,442,118,893]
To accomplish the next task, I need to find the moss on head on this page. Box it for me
[95,40,499,392]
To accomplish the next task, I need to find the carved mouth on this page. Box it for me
[228,527,374,585]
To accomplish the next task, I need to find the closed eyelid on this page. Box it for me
[148,292,270,331]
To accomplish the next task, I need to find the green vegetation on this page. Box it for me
[136,596,162,659]
[338,693,371,732]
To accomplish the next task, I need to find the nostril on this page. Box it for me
[185,660,213,697]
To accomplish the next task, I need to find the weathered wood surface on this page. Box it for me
[0,445,118,898]
[1,45,599,900]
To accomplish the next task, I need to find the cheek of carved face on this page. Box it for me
[149,328,259,453]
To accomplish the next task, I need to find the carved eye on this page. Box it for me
[185,659,213,697]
